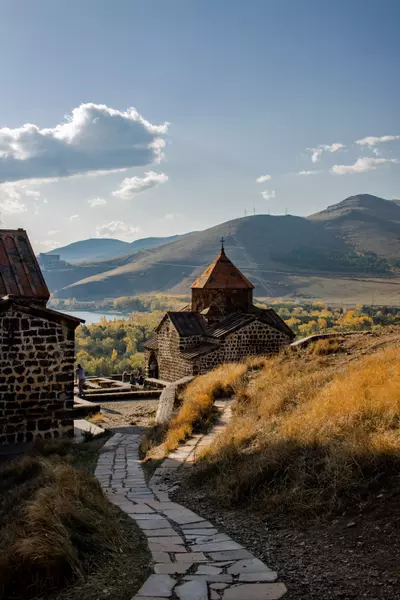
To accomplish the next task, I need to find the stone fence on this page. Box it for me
[290,330,372,350]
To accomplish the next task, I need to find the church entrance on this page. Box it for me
[148,353,159,379]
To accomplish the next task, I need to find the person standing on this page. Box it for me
[75,363,86,398]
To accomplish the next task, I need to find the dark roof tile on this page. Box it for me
[156,311,208,337]
[207,312,255,338]
[143,335,158,350]
[181,342,220,360]
[0,297,83,326]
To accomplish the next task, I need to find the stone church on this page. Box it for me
[144,243,295,382]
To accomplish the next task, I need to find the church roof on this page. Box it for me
[252,306,296,339]
[207,312,255,338]
[180,341,220,360]
[0,297,83,326]
[0,229,50,302]
[191,247,254,290]
[156,311,208,337]
[207,308,296,340]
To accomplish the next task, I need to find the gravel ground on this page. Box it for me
[170,473,400,599]
[98,399,159,429]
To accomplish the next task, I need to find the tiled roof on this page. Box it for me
[207,312,255,338]
[0,229,50,302]
[0,297,83,325]
[252,306,296,339]
[156,311,208,337]
[143,335,158,350]
[180,342,220,360]
[191,248,254,290]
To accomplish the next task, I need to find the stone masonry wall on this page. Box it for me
[0,305,76,445]
[191,288,252,315]
[146,319,194,382]
[194,319,291,374]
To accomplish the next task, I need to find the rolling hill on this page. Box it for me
[46,234,187,263]
[45,194,400,303]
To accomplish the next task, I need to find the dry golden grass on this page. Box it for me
[0,449,123,600]
[190,343,400,520]
[88,411,106,424]
[308,337,341,355]
[164,363,247,452]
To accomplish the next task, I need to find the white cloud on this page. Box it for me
[112,171,168,200]
[256,174,272,183]
[96,221,139,239]
[355,135,400,146]
[297,170,321,176]
[0,103,169,183]
[0,182,32,213]
[88,197,107,208]
[48,229,60,235]
[261,190,275,200]
[164,212,183,220]
[37,239,60,250]
[308,143,345,163]
[331,157,398,175]
[25,189,41,198]
[69,214,80,220]
[0,197,27,213]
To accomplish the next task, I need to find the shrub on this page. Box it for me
[308,337,341,355]
[0,452,123,599]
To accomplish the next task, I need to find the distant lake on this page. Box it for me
[63,310,128,325]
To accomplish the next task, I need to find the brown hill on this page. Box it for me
[50,194,400,302]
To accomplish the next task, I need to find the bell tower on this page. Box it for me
[191,239,254,320]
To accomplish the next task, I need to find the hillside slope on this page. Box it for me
[310,194,400,259]
[50,194,400,301]
[47,234,187,263]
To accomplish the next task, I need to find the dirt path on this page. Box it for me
[170,487,400,599]
[97,399,159,429]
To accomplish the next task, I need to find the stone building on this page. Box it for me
[0,229,82,446]
[144,243,295,382]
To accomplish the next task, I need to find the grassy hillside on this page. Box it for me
[47,194,400,302]
[310,194,400,260]
[47,238,132,262]
[47,234,187,264]
[175,329,400,521]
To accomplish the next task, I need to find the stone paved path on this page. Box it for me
[95,425,287,600]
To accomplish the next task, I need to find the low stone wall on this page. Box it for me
[290,331,372,350]
[155,375,194,426]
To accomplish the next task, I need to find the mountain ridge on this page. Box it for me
[43,194,400,302]
[46,233,189,263]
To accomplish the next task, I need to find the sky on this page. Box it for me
[0,0,399,252]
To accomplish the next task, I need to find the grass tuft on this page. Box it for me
[0,448,123,600]
[308,337,341,355]
[164,363,247,452]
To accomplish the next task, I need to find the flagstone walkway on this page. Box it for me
[95,428,287,600]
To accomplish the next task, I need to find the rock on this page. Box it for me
[222,583,287,599]
[176,579,208,600]
[227,558,272,574]
[136,574,175,597]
